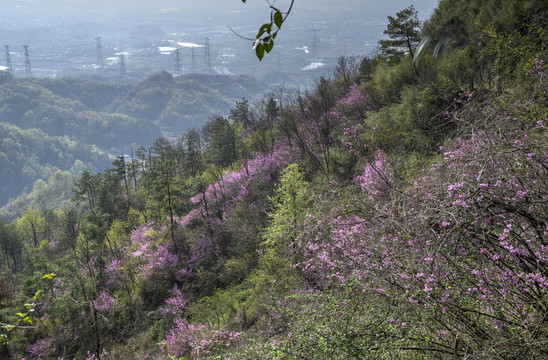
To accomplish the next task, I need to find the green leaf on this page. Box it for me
[241,0,246,2]
[264,39,274,53]
[256,43,265,61]
[257,23,272,39]
[274,11,283,28]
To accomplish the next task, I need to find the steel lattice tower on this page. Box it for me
[119,53,127,82]
[5,45,13,76]
[310,29,319,58]
[23,45,32,79]
[95,37,104,71]
[191,47,196,73]
[204,38,212,73]
[174,47,182,76]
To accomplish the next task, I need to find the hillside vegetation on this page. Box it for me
[0,122,111,212]
[0,72,265,206]
[0,0,546,359]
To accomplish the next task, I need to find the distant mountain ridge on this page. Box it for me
[0,71,266,206]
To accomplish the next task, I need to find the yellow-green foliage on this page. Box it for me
[14,209,45,247]
[364,60,416,108]
[188,247,301,331]
[105,210,141,251]
[262,163,310,248]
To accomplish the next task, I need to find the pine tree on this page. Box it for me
[378,5,421,64]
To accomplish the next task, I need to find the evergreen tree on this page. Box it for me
[229,98,252,129]
[203,116,239,168]
[183,128,204,177]
[378,5,421,63]
[0,220,22,269]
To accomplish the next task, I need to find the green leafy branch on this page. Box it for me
[235,0,295,60]
[0,273,56,345]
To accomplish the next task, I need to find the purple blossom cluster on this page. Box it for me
[24,326,77,360]
[159,284,187,316]
[91,291,118,313]
[160,318,242,358]
[354,150,393,198]
[182,144,295,230]
[334,84,372,155]
[3,202,13,212]
[527,57,545,79]
[127,222,179,280]
[26,336,55,359]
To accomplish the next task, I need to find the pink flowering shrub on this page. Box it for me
[337,83,370,118]
[26,336,55,359]
[83,349,109,360]
[159,284,187,316]
[105,258,123,287]
[24,325,78,360]
[183,143,296,230]
[527,57,545,79]
[119,222,180,281]
[91,291,118,313]
[178,143,298,277]
[334,83,373,155]
[354,150,394,198]
[291,97,548,357]
[160,318,243,358]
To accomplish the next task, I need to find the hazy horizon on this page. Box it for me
[0,0,441,83]
[1,0,439,21]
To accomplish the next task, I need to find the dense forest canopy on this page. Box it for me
[0,0,546,359]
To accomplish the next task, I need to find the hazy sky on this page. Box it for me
[3,0,439,18]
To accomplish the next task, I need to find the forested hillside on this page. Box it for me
[0,122,111,212]
[0,0,546,359]
[0,72,265,207]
